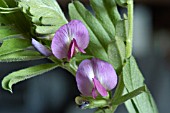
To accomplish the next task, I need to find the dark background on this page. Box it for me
[0,0,170,113]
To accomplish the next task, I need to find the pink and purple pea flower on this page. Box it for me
[76,58,117,99]
[51,20,89,60]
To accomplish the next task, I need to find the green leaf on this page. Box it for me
[0,26,22,41]
[18,0,67,35]
[0,50,45,62]
[115,19,128,41]
[69,1,110,60]
[124,89,139,113]
[0,0,8,24]
[0,0,31,39]
[73,53,94,62]
[2,63,59,92]
[108,38,126,71]
[0,0,14,25]
[0,6,20,14]
[0,0,8,8]
[90,0,121,40]
[107,19,127,71]
[69,1,111,49]
[0,14,8,25]
[113,85,147,105]
[35,25,59,35]
[123,57,144,91]
[0,38,31,56]
[123,56,158,113]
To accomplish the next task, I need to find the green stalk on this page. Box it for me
[126,0,133,58]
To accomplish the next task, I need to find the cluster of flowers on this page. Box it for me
[32,20,118,99]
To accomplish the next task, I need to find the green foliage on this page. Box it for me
[0,6,20,14]
[18,0,67,35]
[0,0,68,92]
[0,0,30,41]
[108,39,126,71]
[0,38,31,56]
[0,50,45,62]
[90,0,120,40]
[73,53,94,62]
[0,26,22,41]
[0,0,39,62]
[107,19,128,71]
[0,38,46,62]
[123,56,158,113]
[1,1,30,28]
[115,19,128,41]
[0,0,66,63]
[2,63,59,92]
[113,85,147,105]
[0,0,18,14]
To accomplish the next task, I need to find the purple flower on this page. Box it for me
[51,20,89,60]
[32,38,52,56]
[76,58,117,99]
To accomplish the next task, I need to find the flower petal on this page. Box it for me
[92,58,117,90]
[76,59,94,96]
[92,86,98,99]
[51,24,70,59]
[73,38,86,53]
[67,20,89,50]
[67,39,75,61]
[32,38,52,56]
[93,77,107,97]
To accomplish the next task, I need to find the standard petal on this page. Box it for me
[68,20,89,50]
[92,58,117,90]
[76,59,94,96]
[51,24,70,59]
[32,38,52,56]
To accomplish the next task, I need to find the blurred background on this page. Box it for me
[0,0,170,113]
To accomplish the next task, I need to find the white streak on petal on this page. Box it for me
[76,59,94,96]
[92,58,117,90]
[51,24,70,59]
[68,20,89,50]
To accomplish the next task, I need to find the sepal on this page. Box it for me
[75,95,109,109]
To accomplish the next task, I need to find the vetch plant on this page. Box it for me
[0,0,159,113]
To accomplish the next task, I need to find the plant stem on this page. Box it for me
[126,0,133,58]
